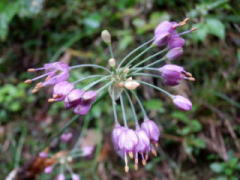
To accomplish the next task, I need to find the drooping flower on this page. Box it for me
[134,128,151,169]
[49,81,74,102]
[112,124,126,149]
[172,95,192,111]
[25,62,70,93]
[117,128,138,172]
[141,119,160,144]
[158,64,194,86]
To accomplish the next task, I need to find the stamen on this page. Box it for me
[128,152,134,159]
[124,152,129,173]
[134,159,138,170]
[27,68,36,72]
[48,98,56,103]
[187,77,196,81]
[145,153,149,161]
[179,27,198,36]
[24,79,32,84]
[178,18,190,26]
[154,142,159,148]
[36,82,43,89]
[31,88,39,94]
[151,148,157,157]
[141,153,146,165]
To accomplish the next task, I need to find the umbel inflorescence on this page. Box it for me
[25,18,196,173]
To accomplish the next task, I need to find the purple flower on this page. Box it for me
[38,151,48,158]
[166,47,183,60]
[141,120,160,144]
[73,90,97,115]
[172,95,192,111]
[81,146,94,157]
[135,129,150,153]
[60,132,73,142]
[51,81,74,102]
[71,174,80,180]
[56,174,65,180]
[112,124,126,149]
[154,20,186,49]
[158,64,186,86]
[44,166,53,174]
[118,128,138,154]
[25,62,69,91]
[64,89,85,108]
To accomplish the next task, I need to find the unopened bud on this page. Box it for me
[101,30,111,44]
[124,80,140,90]
[123,67,130,74]
[108,58,116,67]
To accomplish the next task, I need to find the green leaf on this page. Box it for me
[206,18,225,39]
[191,23,208,42]
[210,162,224,173]
[144,99,164,111]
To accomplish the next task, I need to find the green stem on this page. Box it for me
[111,91,119,125]
[83,75,110,91]
[120,94,128,127]
[138,80,173,97]
[131,48,167,68]
[125,45,154,68]
[124,90,139,128]
[118,38,154,68]
[131,72,162,79]
[73,75,105,84]
[96,80,113,94]
[131,91,148,119]
[70,64,111,73]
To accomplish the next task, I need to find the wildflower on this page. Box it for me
[117,128,138,172]
[172,95,192,111]
[38,151,48,158]
[56,173,65,180]
[73,91,97,115]
[158,64,194,86]
[48,81,74,102]
[166,47,183,60]
[71,174,80,180]
[124,79,140,90]
[108,58,116,67]
[112,124,125,149]
[44,166,53,174]
[141,119,160,145]
[60,132,73,142]
[134,129,150,169]
[25,62,69,93]
[64,89,85,108]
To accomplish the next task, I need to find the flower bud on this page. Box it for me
[118,128,138,153]
[44,166,53,174]
[166,47,183,60]
[135,129,150,153]
[56,174,65,180]
[108,58,116,67]
[101,30,111,44]
[172,95,192,111]
[124,80,140,90]
[158,64,184,86]
[60,132,73,142]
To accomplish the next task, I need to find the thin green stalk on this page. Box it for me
[124,90,139,128]
[111,90,119,125]
[118,38,154,68]
[131,48,167,68]
[131,91,148,119]
[125,45,154,67]
[131,72,162,79]
[73,75,105,84]
[132,57,166,73]
[120,94,128,127]
[138,80,173,97]
[84,75,110,91]
[96,80,113,94]
[70,64,111,73]
[108,43,114,58]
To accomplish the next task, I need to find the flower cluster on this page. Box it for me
[25,18,196,173]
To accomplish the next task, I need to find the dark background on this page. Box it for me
[0,0,240,179]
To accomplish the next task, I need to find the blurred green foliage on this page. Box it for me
[0,0,240,179]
